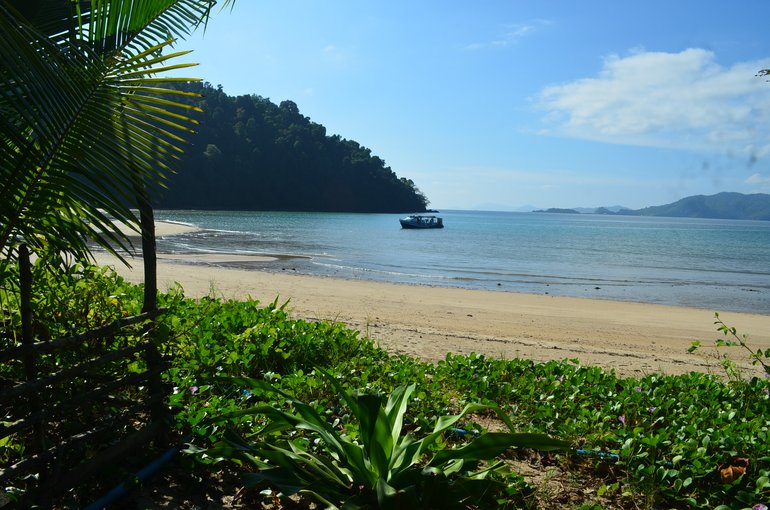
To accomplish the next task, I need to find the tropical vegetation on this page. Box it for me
[204,373,568,509]
[2,0,769,507]
[3,262,769,508]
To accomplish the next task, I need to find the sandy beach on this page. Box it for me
[94,221,770,379]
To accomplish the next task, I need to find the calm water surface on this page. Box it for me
[153,210,770,314]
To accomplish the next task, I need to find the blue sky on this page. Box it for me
[173,1,770,210]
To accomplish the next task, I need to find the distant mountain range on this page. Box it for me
[535,192,770,221]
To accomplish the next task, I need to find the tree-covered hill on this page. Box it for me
[155,83,428,213]
[623,192,770,220]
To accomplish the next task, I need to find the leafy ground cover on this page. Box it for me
[2,262,769,508]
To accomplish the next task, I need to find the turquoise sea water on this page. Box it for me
[153,210,770,315]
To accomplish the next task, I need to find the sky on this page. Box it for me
[171,1,770,211]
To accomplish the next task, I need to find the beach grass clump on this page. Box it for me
[2,262,770,508]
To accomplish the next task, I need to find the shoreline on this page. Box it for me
[149,213,770,316]
[91,221,770,378]
[149,253,769,316]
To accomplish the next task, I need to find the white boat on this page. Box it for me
[399,215,444,229]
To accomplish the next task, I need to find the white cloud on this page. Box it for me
[536,49,770,157]
[746,173,770,186]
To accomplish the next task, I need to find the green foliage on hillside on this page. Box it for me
[155,82,428,213]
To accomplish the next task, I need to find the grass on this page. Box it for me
[1,262,769,508]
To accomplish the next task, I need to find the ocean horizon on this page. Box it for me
[152,209,770,315]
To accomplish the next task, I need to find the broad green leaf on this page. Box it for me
[384,383,415,445]
[429,432,569,467]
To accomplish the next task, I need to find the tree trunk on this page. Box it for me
[139,201,157,313]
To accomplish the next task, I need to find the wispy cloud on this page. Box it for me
[321,44,351,65]
[746,173,770,187]
[466,20,549,50]
[536,49,770,158]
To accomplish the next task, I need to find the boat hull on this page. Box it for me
[399,215,444,229]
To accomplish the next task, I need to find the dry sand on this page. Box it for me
[93,221,770,379]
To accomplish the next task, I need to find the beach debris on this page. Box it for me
[719,457,749,483]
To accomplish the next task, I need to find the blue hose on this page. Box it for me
[84,436,191,510]
[448,427,480,437]
[574,448,620,462]
[574,448,675,468]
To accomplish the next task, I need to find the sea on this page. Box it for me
[152,210,770,315]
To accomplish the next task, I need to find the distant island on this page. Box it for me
[532,208,581,214]
[154,83,428,213]
[536,192,770,221]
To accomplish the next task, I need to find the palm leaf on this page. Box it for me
[0,7,132,262]
[0,0,233,271]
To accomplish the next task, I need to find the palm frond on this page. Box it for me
[0,0,233,270]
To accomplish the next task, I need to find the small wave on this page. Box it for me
[179,228,252,236]
[159,219,197,228]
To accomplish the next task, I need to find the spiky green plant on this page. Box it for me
[202,372,570,509]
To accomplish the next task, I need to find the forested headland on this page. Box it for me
[155,82,428,213]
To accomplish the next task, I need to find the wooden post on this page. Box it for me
[18,244,33,380]
[144,340,168,444]
[19,244,47,503]
[135,176,166,443]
